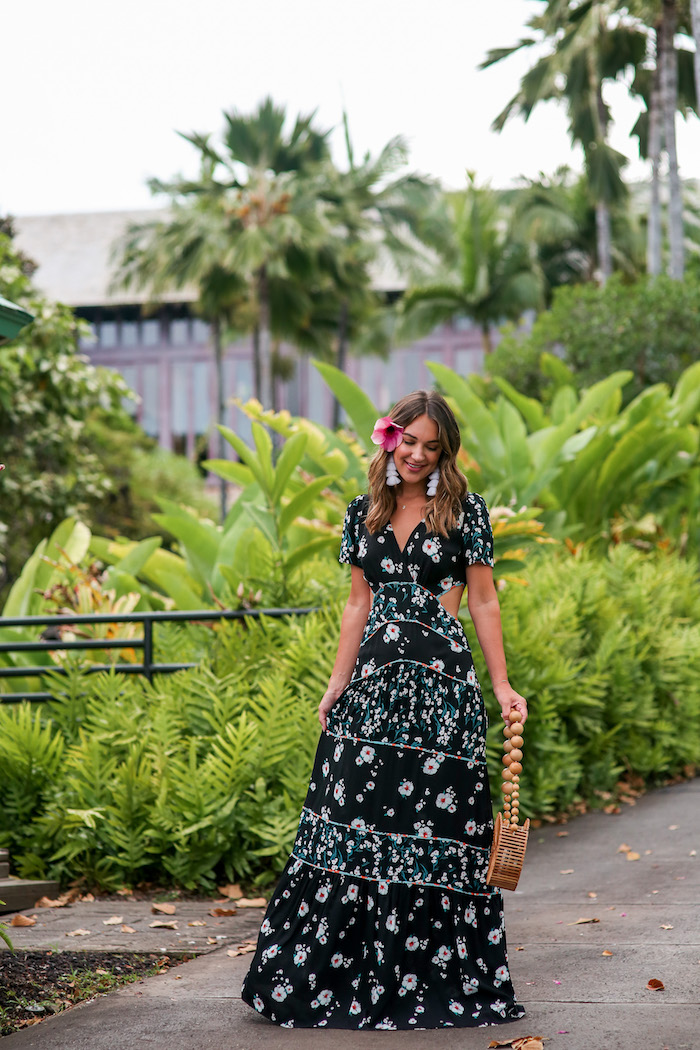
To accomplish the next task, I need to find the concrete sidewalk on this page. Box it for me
[2,777,698,1049]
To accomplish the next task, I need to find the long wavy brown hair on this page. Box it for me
[365,391,468,537]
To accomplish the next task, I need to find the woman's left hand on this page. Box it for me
[493,682,528,725]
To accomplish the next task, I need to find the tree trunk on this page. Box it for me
[252,325,262,402]
[213,315,227,522]
[257,267,274,411]
[660,0,684,279]
[332,299,349,430]
[595,201,613,285]
[480,324,493,354]
[647,56,663,277]
[690,0,700,124]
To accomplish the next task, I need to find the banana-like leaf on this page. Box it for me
[34,519,92,602]
[203,459,255,488]
[2,538,48,617]
[279,476,334,537]
[312,361,378,452]
[491,377,546,431]
[251,422,275,496]
[428,362,506,469]
[151,511,221,588]
[217,424,269,493]
[284,536,339,572]
[270,431,308,505]
[109,536,163,578]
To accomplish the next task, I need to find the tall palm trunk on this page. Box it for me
[690,0,700,122]
[252,325,261,402]
[594,201,613,284]
[660,0,684,279]
[213,315,227,522]
[647,58,663,277]
[257,267,274,411]
[332,299,349,430]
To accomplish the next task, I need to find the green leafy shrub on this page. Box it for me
[1,546,698,890]
[475,545,700,819]
[488,274,700,403]
[0,607,340,890]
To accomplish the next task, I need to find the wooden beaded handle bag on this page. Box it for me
[486,710,530,892]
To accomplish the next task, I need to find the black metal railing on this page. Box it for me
[0,607,316,703]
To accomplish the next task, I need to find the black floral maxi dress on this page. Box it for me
[240,492,525,1030]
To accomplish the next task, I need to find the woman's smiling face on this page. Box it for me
[393,413,442,487]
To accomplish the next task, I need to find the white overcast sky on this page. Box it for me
[3,0,699,216]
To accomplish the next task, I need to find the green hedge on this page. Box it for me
[0,546,698,891]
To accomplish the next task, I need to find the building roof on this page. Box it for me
[13,209,407,309]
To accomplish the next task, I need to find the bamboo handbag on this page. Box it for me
[486,709,530,891]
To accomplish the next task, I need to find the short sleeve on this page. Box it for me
[462,493,494,568]
[339,496,365,567]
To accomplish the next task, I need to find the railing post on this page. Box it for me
[143,618,153,683]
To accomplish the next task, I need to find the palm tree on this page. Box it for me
[481,1,646,282]
[318,115,445,426]
[113,194,249,521]
[399,174,544,353]
[625,0,697,278]
[112,99,338,516]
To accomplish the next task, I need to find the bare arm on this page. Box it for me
[466,563,528,725]
[318,566,372,730]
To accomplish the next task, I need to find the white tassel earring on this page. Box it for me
[427,467,440,497]
[386,454,401,486]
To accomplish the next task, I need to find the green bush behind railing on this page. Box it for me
[0,544,697,892]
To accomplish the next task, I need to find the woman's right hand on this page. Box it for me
[318,686,344,731]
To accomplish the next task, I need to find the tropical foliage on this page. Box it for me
[400,174,544,352]
[488,273,700,401]
[1,544,698,890]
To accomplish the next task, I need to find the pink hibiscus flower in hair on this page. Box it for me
[371,416,404,451]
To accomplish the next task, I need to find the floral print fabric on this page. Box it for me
[241,493,524,1030]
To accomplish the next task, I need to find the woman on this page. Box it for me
[241,390,527,1030]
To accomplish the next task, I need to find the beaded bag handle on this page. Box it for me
[486,709,530,892]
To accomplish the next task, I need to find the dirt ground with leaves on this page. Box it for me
[0,950,180,1037]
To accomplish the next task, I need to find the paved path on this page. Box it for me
[2,777,698,1049]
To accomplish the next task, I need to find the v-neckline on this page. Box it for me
[387,518,425,557]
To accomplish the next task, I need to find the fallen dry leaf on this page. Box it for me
[149,919,178,930]
[626,851,640,861]
[618,843,631,853]
[488,1038,545,1050]
[66,928,91,937]
[10,914,36,927]
[206,936,218,945]
[559,869,574,875]
[209,907,237,917]
[35,891,75,909]
[556,831,569,837]
[174,974,183,980]
[690,850,697,857]
[603,803,621,814]
[95,968,109,975]
[226,940,257,957]
[187,920,207,927]
[602,950,614,956]
[151,902,176,915]
[121,925,136,934]
[217,883,244,900]
[587,891,598,898]
[102,916,123,926]
[668,825,679,831]
[646,978,665,991]
[80,892,95,903]
[236,897,267,908]
[659,924,674,930]
[116,888,134,897]
[567,917,600,925]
